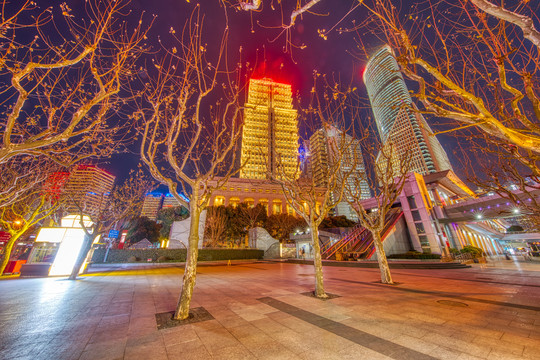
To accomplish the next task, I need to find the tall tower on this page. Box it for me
[64,165,116,216]
[140,193,163,220]
[363,45,452,175]
[240,78,299,179]
[308,126,370,220]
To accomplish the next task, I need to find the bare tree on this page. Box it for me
[238,0,324,27]
[65,168,152,280]
[267,80,358,299]
[0,189,60,276]
[237,203,267,246]
[0,0,151,165]
[204,206,228,247]
[346,139,412,284]
[352,0,540,212]
[358,0,540,151]
[265,213,306,242]
[0,156,56,207]
[138,6,244,320]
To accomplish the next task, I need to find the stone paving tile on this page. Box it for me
[165,339,211,360]
[79,338,127,360]
[2,261,540,359]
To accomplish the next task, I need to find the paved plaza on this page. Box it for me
[0,260,539,360]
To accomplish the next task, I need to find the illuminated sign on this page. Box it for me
[108,230,120,238]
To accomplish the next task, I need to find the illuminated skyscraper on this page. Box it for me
[140,193,163,220]
[308,126,370,220]
[64,165,116,216]
[162,193,184,208]
[240,78,299,179]
[363,45,452,175]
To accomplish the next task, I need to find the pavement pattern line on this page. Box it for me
[257,296,438,360]
[333,278,540,312]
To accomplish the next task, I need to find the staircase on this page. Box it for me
[321,209,403,260]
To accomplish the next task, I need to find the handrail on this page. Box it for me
[321,224,367,259]
[339,210,404,259]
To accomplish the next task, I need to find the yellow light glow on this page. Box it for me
[35,228,67,243]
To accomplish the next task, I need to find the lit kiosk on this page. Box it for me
[20,215,95,277]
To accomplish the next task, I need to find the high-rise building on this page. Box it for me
[140,193,163,220]
[162,193,184,208]
[240,78,299,179]
[308,126,370,220]
[64,165,116,216]
[363,45,452,176]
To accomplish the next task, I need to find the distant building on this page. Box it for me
[162,193,184,209]
[140,193,163,220]
[240,78,299,179]
[308,126,370,220]
[64,165,115,216]
[363,45,452,176]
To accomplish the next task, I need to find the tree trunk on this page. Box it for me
[310,222,328,299]
[174,201,201,320]
[372,231,393,284]
[68,233,94,280]
[0,238,18,276]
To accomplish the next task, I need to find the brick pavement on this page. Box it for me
[0,260,539,359]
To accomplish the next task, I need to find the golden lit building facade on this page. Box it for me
[64,165,116,216]
[240,78,299,179]
[207,177,325,217]
[140,193,163,220]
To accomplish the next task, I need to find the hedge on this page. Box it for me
[91,248,264,263]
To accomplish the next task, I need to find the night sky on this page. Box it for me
[109,0,383,182]
[6,1,462,185]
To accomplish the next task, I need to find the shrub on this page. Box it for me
[127,256,139,262]
[157,256,170,263]
[460,245,484,258]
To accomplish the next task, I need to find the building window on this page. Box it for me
[407,196,417,209]
[214,196,225,206]
[272,200,282,215]
[287,204,295,216]
[229,197,240,208]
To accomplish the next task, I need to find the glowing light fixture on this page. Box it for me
[48,228,86,276]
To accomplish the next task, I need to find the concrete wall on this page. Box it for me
[249,227,280,258]
[370,216,413,260]
[168,210,206,249]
